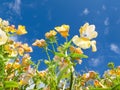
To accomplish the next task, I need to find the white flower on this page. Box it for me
[72,35,91,49]
[72,23,98,52]
[0,18,2,23]
[0,28,8,45]
[80,23,98,39]
[2,20,9,26]
[91,40,97,52]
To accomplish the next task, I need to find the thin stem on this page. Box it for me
[51,43,55,52]
[55,40,59,47]
[66,37,68,42]
[45,47,51,61]
[70,70,74,90]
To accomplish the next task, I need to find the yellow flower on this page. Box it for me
[70,46,83,54]
[5,63,12,70]
[0,28,8,45]
[55,24,69,38]
[4,44,18,57]
[69,46,83,64]
[19,76,31,85]
[94,80,105,88]
[32,39,47,48]
[80,23,98,39]
[16,25,27,35]
[22,54,31,67]
[5,62,20,70]
[13,62,21,69]
[21,43,33,52]
[38,71,46,77]
[5,25,16,33]
[18,47,24,56]
[45,30,57,39]
[89,71,96,79]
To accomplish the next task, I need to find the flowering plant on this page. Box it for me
[0,18,120,90]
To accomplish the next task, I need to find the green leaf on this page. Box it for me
[112,83,120,90]
[0,87,3,90]
[44,60,51,65]
[4,81,19,88]
[108,62,114,69]
[90,88,111,90]
[57,65,71,84]
[0,54,4,60]
[54,52,66,57]
[63,40,72,50]
[70,53,88,59]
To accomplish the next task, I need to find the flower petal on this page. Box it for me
[91,40,97,52]
[72,36,91,49]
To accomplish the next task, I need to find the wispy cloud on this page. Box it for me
[48,9,52,21]
[82,8,89,15]
[9,0,21,15]
[110,44,120,54]
[89,57,102,67]
[104,17,109,26]
[102,5,106,10]
[41,0,48,6]
[104,27,109,35]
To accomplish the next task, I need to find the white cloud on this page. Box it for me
[104,27,109,35]
[41,0,48,6]
[104,17,109,26]
[96,10,100,15]
[9,0,21,15]
[89,57,103,67]
[116,18,120,24]
[102,5,106,10]
[110,44,120,54]
[83,8,89,15]
[48,9,52,21]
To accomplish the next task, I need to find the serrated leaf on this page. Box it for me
[4,81,19,88]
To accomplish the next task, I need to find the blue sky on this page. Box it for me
[0,0,120,74]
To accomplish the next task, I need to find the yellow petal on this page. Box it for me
[16,25,27,35]
[55,24,69,38]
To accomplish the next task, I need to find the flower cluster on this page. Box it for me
[0,18,120,90]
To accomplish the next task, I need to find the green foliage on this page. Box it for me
[4,81,19,88]
[108,62,114,69]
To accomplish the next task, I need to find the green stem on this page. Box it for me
[45,47,51,61]
[55,40,59,47]
[51,43,55,52]
[66,37,68,42]
[70,70,73,90]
